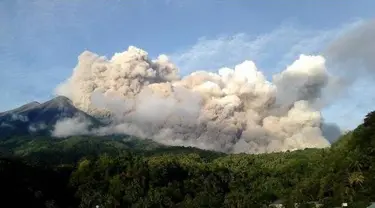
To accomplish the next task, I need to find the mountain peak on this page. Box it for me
[54,96,72,102]
[0,96,101,137]
[43,96,73,109]
[50,96,72,104]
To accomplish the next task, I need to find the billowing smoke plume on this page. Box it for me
[55,46,334,153]
[323,20,375,91]
[325,20,375,73]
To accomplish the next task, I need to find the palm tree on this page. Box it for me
[348,172,364,186]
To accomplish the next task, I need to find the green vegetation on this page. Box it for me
[2,112,375,207]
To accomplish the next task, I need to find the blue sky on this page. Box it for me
[0,0,374,130]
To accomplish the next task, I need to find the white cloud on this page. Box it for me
[169,20,363,76]
[52,116,91,138]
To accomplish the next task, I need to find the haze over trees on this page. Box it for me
[1,110,375,207]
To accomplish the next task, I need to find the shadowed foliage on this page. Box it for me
[1,111,375,207]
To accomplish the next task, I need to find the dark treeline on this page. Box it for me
[2,112,375,207]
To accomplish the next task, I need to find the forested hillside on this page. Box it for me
[1,111,375,207]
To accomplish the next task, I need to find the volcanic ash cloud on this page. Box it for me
[55,46,332,153]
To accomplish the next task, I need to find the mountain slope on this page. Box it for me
[0,101,40,117]
[0,96,101,138]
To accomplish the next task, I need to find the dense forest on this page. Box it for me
[1,112,375,207]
